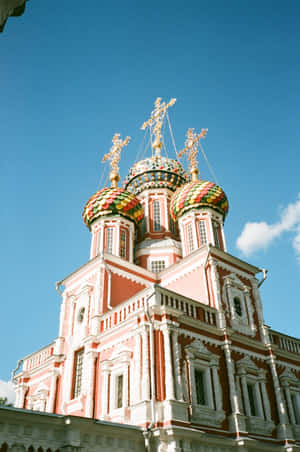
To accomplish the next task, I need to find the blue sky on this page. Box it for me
[1,0,300,386]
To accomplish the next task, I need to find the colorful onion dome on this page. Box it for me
[170,180,229,221]
[83,187,144,229]
[124,156,189,195]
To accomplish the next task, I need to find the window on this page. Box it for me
[195,369,207,405]
[198,220,207,245]
[187,223,194,253]
[233,297,243,317]
[77,307,85,323]
[73,349,84,399]
[151,260,166,273]
[185,339,225,427]
[116,374,124,409]
[105,227,114,254]
[153,200,161,231]
[120,230,127,258]
[170,216,176,234]
[212,222,220,248]
[247,382,258,416]
[140,217,146,237]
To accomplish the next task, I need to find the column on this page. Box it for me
[101,362,110,418]
[260,379,271,421]
[222,338,242,423]
[46,368,60,413]
[267,354,288,425]
[172,329,183,401]
[209,258,226,327]
[283,382,296,425]
[132,333,141,404]
[115,221,120,257]
[142,328,150,400]
[85,350,98,418]
[15,383,27,408]
[129,223,134,263]
[162,326,175,400]
[211,361,222,411]
[240,371,251,416]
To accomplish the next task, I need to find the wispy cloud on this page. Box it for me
[236,194,300,260]
[0,380,15,404]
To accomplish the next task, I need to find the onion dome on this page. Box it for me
[170,180,229,221]
[82,187,144,229]
[124,156,189,195]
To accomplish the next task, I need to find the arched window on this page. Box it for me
[212,222,220,248]
[120,229,127,259]
[153,200,161,231]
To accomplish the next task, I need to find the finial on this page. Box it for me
[178,128,207,181]
[102,133,131,188]
[141,97,176,157]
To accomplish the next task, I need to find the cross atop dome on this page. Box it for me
[178,128,207,181]
[102,133,131,188]
[141,97,176,157]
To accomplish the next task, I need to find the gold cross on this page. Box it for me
[102,133,131,187]
[141,97,176,155]
[178,128,207,180]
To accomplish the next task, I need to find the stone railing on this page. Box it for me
[23,343,54,371]
[269,329,300,355]
[100,286,217,333]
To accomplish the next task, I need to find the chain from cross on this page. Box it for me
[141,97,176,151]
[178,128,208,173]
[102,133,131,175]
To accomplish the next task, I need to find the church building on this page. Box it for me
[1,98,300,452]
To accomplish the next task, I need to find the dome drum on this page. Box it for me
[124,157,188,195]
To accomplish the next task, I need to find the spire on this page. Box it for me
[102,133,131,188]
[141,97,176,157]
[178,128,207,181]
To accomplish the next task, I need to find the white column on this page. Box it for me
[172,329,183,401]
[267,354,288,425]
[283,384,296,425]
[142,329,150,400]
[162,326,175,400]
[101,363,110,418]
[209,258,226,328]
[260,378,271,420]
[85,350,98,418]
[15,383,27,408]
[145,194,150,233]
[123,365,129,408]
[240,372,251,416]
[46,369,59,413]
[99,223,104,254]
[211,361,222,411]
[220,222,227,251]
[222,339,240,415]
[132,333,142,404]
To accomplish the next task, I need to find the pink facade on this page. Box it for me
[14,128,300,451]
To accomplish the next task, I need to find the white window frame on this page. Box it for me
[236,355,274,435]
[185,339,225,427]
[222,274,257,337]
[280,368,300,439]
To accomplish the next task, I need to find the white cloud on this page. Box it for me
[236,194,300,260]
[0,380,16,404]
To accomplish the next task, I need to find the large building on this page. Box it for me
[2,98,300,451]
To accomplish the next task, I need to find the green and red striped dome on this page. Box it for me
[83,187,144,229]
[170,180,229,221]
